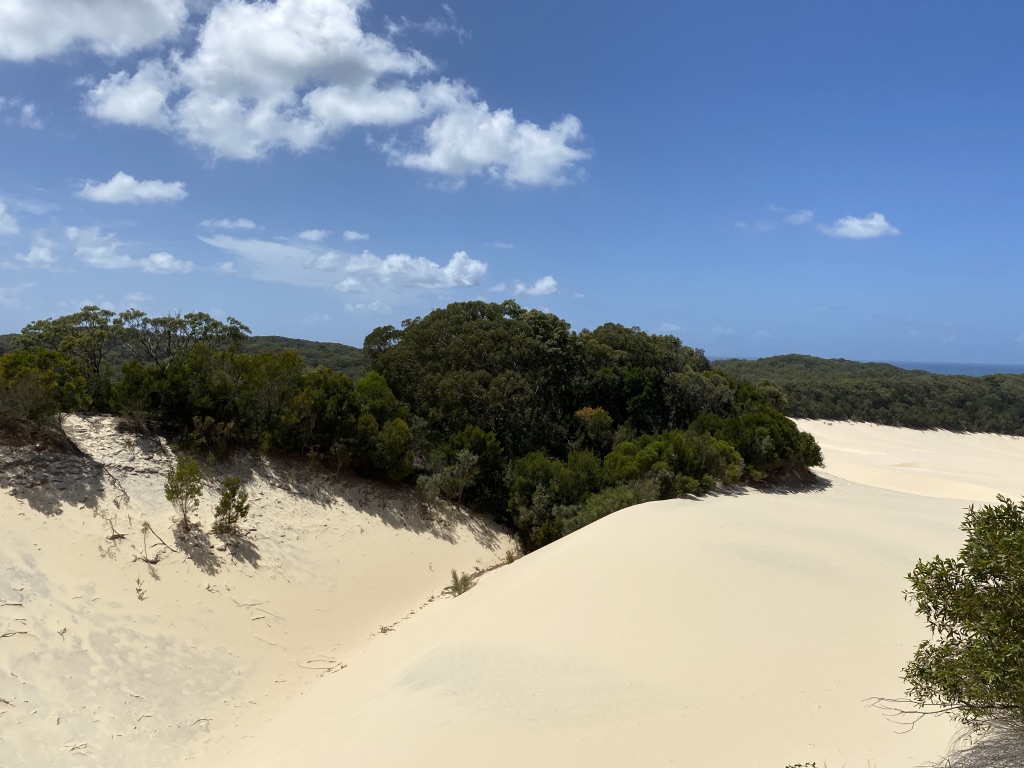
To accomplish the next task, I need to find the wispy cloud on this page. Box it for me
[343,230,370,241]
[201,233,488,294]
[0,202,19,234]
[298,229,330,242]
[77,171,187,204]
[484,241,515,249]
[819,212,900,239]
[201,218,257,230]
[0,97,43,129]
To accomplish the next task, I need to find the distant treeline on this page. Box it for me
[714,354,1024,435]
[0,304,822,551]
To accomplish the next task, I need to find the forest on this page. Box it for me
[0,303,822,550]
[715,354,1024,436]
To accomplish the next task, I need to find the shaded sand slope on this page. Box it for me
[204,420,1024,768]
[0,416,513,767]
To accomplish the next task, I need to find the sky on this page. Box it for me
[1,0,1023,364]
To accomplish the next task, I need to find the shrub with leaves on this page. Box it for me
[904,495,1024,726]
[449,568,474,596]
[164,454,202,529]
[212,476,251,535]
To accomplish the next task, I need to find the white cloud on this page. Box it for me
[0,202,18,234]
[201,233,488,293]
[67,226,192,273]
[345,249,486,288]
[77,171,187,203]
[659,322,680,333]
[0,97,43,129]
[299,229,330,242]
[485,241,514,249]
[202,217,256,230]
[15,235,57,268]
[390,100,588,186]
[335,277,367,292]
[489,283,507,292]
[83,0,586,186]
[783,209,814,225]
[819,212,900,239]
[513,275,557,296]
[0,0,187,61]
[343,230,370,241]
[139,251,193,273]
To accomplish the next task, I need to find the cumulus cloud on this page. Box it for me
[0,202,18,234]
[202,217,256,230]
[67,226,193,273]
[343,230,370,241]
[77,171,187,203]
[139,251,193,273]
[299,229,330,242]
[201,233,487,293]
[0,0,187,61]
[345,250,486,288]
[83,0,586,186]
[819,212,900,239]
[513,275,557,296]
[390,102,588,186]
[15,235,57,268]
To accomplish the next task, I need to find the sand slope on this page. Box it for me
[0,416,513,767]
[201,421,1024,768]
[7,418,1024,767]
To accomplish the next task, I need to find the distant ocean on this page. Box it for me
[886,361,1024,376]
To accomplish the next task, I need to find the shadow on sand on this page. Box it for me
[0,439,105,516]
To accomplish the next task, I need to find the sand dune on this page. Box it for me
[0,416,513,767]
[4,418,1024,766]
[196,421,1024,768]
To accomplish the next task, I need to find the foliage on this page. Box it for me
[212,476,251,535]
[903,495,1024,725]
[449,568,475,596]
[715,354,1024,436]
[240,335,365,379]
[0,348,89,440]
[165,455,203,529]
[3,301,825,555]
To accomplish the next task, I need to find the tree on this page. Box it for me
[903,495,1024,726]
[0,349,89,441]
[165,455,203,529]
[212,476,251,535]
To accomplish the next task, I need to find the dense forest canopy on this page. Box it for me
[0,303,822,551]
[714,354,1024,436]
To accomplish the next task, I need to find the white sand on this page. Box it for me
[4,418,1023,766]
[0,416,513,767]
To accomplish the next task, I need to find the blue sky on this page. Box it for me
[1,1,1022,363]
